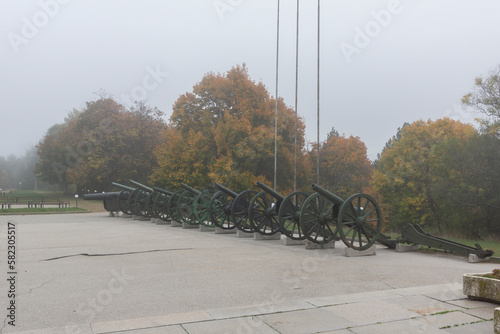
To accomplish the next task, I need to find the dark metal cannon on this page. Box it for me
[248,182,310,238]
[83,191,128,213]
[129,180,157,218]
[299,184,382,250]
[111,182,138,215]
[209,183,246,230]
[178,183,214,226]
[152,187,174,222]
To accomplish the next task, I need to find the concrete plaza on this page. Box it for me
[0,213,498,333]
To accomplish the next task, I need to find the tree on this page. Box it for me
[36,98,166,193]
[371,118,477,233]
[151,64,311,192]
[462,65,500,135]
[313,134,372,199]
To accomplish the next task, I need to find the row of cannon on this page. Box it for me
[85,180,383,251]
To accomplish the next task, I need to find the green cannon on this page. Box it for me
[178,183,215,227]
[300,184,382,250]
[231,188,260,233]
[111,182,138,215]
[83,191,128,213]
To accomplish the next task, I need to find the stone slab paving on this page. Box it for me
[1,213,500,334]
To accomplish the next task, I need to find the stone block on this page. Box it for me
[237,230,253,238]
[284,237,306,246]
[182,222,199,229]
[156,219,171,225]
[395,243,421,252]
[171,220,183,227]
[254,232,281,240]
[468,254,491,263]
[199,225,215,232]
[215,227,237,234]
[344,245,376,257]
[305,240,335,249]
[121,214,133,218]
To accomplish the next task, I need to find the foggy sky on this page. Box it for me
[1,0,500,161]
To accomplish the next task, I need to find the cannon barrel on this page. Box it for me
[180,183,201,195]
[213,183,238,198]
[130,180,154,193]
[83,192,126,201]
[256,181,284,201]
[112,182,136,192]
[153,187,174,196]
[311,184,345,206]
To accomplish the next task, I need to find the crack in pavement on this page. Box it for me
[42,248,194,261]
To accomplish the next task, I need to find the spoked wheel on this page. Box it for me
[127,189,142,216]
[167,190,184,223]
[278,191,309,240]
[144,192,157,218]
[134,191,150,217]
[153,192,170,221]
[209,191,235,229]
[118,190,132,215]
[248,191,281,235]
[177,190,197,225]
[194,189,215,227]
[231,190,258,233]
[338,193,382,251]
[299,193,339,244]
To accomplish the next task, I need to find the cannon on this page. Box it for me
[231,188,259,233]
[111,182,138,215]
[299,184,382,250]
[129,180,158,218]
[248,182,309,237]
[152,187,174,221]
[209,183,246,230]
[83,191,128,213]
[177,183,215,226]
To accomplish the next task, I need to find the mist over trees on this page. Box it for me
[2,63,499,238]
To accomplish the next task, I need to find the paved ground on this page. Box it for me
[0,213,498,333]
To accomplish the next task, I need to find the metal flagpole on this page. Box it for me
[294,0,299,192]
[274,0,280,191]
[317,0,320,185]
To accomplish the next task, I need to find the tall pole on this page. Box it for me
[274,0,280,191]
[317,0,321,185]
[294,0,300,192]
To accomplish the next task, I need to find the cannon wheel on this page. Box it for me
[299,193,338,244]
[177,190,198,225]
[134,191,150,217]
[338,193,382,251]
[209,191,235,229]
[249,191,280,235]
[194,189,216,227]
[118,190,132,215]
[144,192,157,218]
[153,192,170,221]
[127,189,142,216]
[278,191,309,240]
[167,190,184,223]
[231,190,259,233]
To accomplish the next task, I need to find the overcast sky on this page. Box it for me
[1,0,499,161]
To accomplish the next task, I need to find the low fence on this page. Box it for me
[0,197,71,209]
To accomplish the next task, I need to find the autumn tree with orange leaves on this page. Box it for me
[150,64,311,192]
[312,130,373,200]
